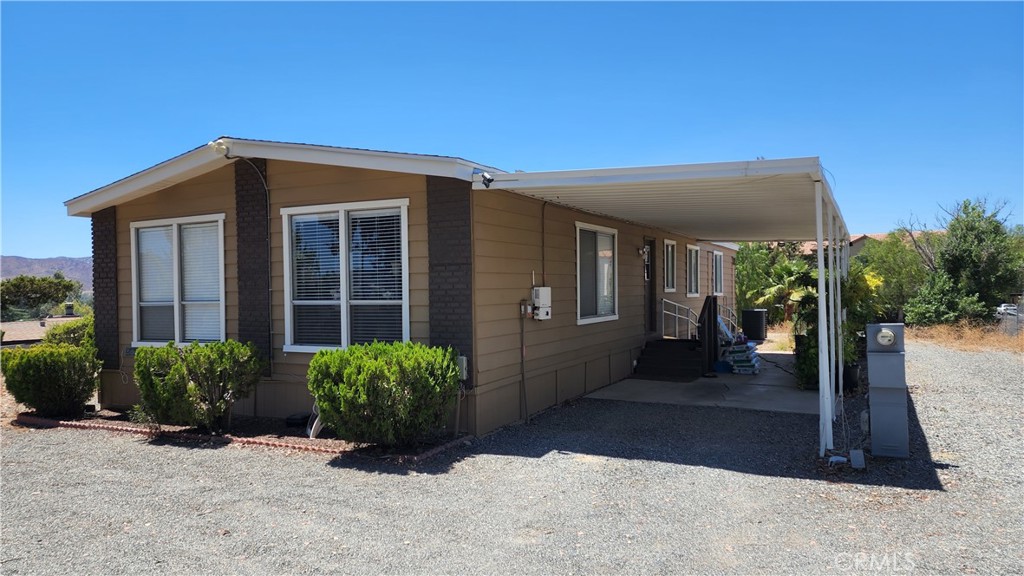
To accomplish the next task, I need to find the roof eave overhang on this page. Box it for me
[65,138,495,217]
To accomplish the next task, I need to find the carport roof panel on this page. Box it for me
[472,157,843,242]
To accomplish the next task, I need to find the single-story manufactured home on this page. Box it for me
[65,137,849,454]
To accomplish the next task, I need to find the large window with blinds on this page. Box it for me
[131,214,225,346]
[282,199,409,352]
[576,222,618,325]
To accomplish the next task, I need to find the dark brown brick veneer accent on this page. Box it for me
[426,176,474,388]
[234,159,271,372]
[91,207,118,368]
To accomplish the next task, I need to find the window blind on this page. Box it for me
[349,210,402,343]
[137,226,174,341]
[180,223,221,341]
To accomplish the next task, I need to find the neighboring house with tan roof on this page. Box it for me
[0,316,80,348]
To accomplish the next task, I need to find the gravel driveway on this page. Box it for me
[2,341,1021,575]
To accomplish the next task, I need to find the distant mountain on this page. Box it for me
[1,256,93,293]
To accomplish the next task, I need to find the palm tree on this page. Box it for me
[753,259,814,323]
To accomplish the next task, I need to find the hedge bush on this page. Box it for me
[181,340,263,433]
[43,315,96,349]
[307,341,460,446]
[133,341,264,432]
[133,344,195,426]
[1,344,100,418]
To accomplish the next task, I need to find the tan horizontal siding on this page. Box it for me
[470,187,737,435]
[267,160,430,380]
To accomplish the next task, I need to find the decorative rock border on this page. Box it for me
[14,412,469,463]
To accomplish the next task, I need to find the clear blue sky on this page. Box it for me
[2,2,1021,258]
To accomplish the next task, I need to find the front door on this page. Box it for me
[644,237,656,335]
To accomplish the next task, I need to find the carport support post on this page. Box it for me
[827,208,838,418]
[815,181,834,456]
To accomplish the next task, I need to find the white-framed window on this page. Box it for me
[664,240,677,293]
[713,250,725,295]
[131,214,226,347]
[576,222,618,325]
[281,199,409,353]
[686,244,700,297]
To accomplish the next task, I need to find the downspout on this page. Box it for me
[213,141,274,415]
[519,299,529,423]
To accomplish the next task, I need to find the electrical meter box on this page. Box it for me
[532,287,552,320]
[867,323,909,458]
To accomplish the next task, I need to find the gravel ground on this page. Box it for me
[2,341,1021,575]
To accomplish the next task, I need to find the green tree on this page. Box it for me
[904,271,988,325]
[735,242,808,325]
[1,273,81,321]
[754,258,814,324]
[857,231,929,321]
[935,199,1023,309]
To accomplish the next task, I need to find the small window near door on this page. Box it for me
[664,240,677,293]
[576,222,618,324]
[713,250,724,295]
[686,245,700,297]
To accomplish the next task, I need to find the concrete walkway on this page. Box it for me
[587,351,819,415]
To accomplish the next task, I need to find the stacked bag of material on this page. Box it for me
[725,341,761,375]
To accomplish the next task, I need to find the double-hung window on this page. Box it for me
[282,199,409,352]
[576,222,618,324]
[664,240,677,293]
[686,244,700,297]
[131,214,225,346]
[712,250,724,295]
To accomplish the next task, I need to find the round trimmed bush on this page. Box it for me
[1,343,100,418]
[307,341,460,446]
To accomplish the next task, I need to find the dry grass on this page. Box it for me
[762,321,795,352]
[906,321,1024,353]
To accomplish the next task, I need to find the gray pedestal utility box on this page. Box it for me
[867,323,909,458]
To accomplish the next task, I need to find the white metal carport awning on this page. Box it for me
[471,156,844,243]
[472,156,850,458]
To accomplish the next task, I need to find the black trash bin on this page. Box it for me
[741,309,768,341]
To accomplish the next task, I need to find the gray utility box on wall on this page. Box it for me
[867,323,909,458]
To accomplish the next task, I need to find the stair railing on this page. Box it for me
[718,303,739,336]
[661,298,699,340]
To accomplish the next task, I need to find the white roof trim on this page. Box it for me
[65,138,500,217]
[66,145,232,217]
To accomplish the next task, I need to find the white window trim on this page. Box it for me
[130,213,226,348]
[686,244,700,298]
[281,199,410,353]
[575,221,619,325]
[663,239,677,293]
[713,250,725,296]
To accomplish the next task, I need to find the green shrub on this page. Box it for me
[180,340,263,433]
[133,344,194,426]
[133,341,264,432]
[905,271,988,326]
[307,341,460,446]
[44,315,96,349]
[1,344,100,418]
